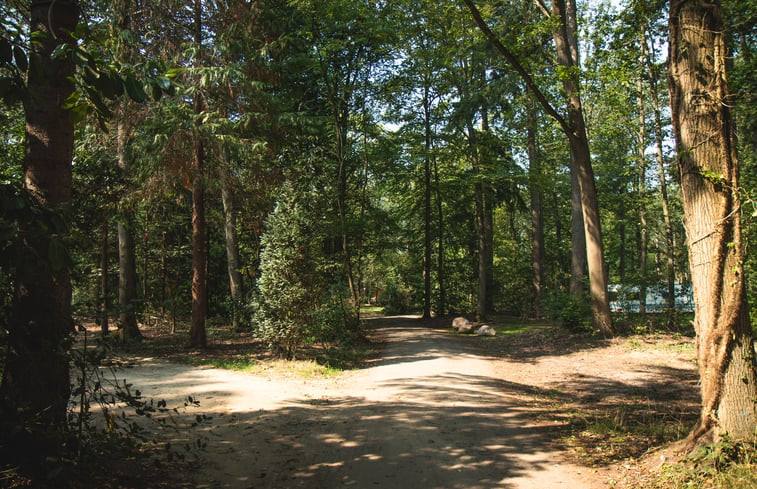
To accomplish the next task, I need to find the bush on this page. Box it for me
[543,289,591,332]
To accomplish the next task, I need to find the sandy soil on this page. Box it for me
[108,316,698,489]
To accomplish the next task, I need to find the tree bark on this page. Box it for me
[669,0,757,444]
[0,0,79,455]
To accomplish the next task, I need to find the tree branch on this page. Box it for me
[461,0,570,134]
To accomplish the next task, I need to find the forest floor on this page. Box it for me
[84,314,700,489]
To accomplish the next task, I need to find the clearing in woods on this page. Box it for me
[100,315,698,488]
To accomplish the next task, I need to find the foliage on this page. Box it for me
[543,289,592,333]
[253,184,324,358]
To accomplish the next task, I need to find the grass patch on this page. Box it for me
[562,404,695,466]
[645,440,757,489]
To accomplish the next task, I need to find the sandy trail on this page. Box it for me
[114,317,602,489]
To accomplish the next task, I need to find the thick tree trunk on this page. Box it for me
[669,0,757,444]
[189,0,207,348]
[0,0,79,456]
[527,112,545,318]
[221,172,244,330]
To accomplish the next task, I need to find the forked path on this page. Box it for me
[118,317,602,489]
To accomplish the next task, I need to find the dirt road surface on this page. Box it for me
[112,318,628,488]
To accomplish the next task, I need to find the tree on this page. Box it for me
[669,0,757,444]
[254,184,320,359]
[0,0,80,458]
[463,0,615,335]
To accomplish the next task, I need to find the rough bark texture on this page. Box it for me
[0,0,79,455]
[669,0,757,444]
[569,155,587,297]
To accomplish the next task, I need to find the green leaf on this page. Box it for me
[0,39,12,64]
[13,46,27,72]
[50,43,68,60]
[124,75,147,103]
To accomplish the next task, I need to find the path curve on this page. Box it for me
[114,317,601,489]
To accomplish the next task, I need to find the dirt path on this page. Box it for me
[113,317,611,489]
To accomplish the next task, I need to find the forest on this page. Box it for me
[0,0,756,487]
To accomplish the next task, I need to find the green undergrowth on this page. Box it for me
[643,439,757,489]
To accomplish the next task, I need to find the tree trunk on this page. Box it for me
[647,32,677,317]
[422,82,433,320]
[189,0,207,348]
[461,0,613,334]
[434,153,446,317]
[527,109,545,318]
[669,0,757,444]
[467,120,488,321]
[116,119,142,340]
[101,221,110,335]
[221,170,244,330]
[0,0,79,456]
[481,105,495,314]
[637,79,648,315]
[553,0,613,335]
[569,155,587,296]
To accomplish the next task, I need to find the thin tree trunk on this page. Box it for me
[434,153,446,317]
[221,170,243,330]
[669,0,757,444]
[481,104,495,314]
[527,109,545,318]
[422,81,433,320]
[637,78,648,315]
[0,0,79,453]
[647,32,676,317]
[116,120,141,341]
[101,222,110,335]
[189,0,207,348]
[569,155,587,296]
[467,119,487,321]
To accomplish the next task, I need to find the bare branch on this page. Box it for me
[460,0,570,134]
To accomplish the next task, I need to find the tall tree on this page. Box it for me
[0,0,80,456]
[463,0,615,335]
[189,0,207,348]
[669,0,757,444]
